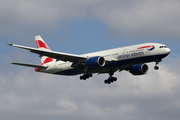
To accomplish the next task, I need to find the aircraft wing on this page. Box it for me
[8,44,87,62]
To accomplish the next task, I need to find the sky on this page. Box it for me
[1,0,180,120]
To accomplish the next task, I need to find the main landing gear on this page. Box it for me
[154,59,161,70]
[79,72,117,84]
[104,72,117,84]
[80,73,93,80]
[104,76,117,84]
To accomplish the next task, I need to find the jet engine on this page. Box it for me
[130,64,149,75]
[86,56,105,67]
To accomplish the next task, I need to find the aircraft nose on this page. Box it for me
[166,48,171,55]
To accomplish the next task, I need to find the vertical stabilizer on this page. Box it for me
[35,35,54,66]
[35,35,51,50]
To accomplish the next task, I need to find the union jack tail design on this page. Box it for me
[35,35,54,66]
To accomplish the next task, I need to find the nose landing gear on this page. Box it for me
[154,66,159,70]
[154,59,161,70]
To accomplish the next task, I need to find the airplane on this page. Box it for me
[8,35,171,84]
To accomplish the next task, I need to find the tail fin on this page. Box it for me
[35,35,54,65]
[35,35,51,50]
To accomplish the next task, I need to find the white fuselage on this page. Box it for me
[39,43,170,75]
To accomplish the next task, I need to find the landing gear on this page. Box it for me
[154,59,161,70]
[104,76,117,84]
[80,73,93,80]
[104,72,117,84]
[154,66,159,70]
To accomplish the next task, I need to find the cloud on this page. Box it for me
[1,55,180,120]
[1,0,180,41]
[0,0,89,40]
[91,0,180,40]
[1,0,180,120]
[56,99,77,113]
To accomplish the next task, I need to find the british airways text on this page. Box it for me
[118,51,144,59]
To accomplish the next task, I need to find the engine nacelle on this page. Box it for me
[86,56,105,68]
[130,64,149,75]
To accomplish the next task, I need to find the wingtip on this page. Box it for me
[7,44,13,46]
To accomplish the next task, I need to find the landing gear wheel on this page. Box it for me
[89,73,92,77]
[104,80,108,84]
[80,76,83,80]
[154,66,159,70]
[154,59,161,70]
[104,77,117,84]
[83,77,86,80]
[113,77,117,81]
[80,73,93,80]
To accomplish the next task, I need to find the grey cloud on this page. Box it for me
[1,0,180,120]
[1,56,180,120]
[91,0,180,40]
[1,0,180,42]
[0,0,90,40]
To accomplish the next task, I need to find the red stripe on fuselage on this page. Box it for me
[36,40,50,50]
[137,45,155,49]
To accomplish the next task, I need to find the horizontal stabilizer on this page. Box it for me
[11,62,47,68]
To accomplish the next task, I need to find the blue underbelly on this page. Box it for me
[54,54,167,75]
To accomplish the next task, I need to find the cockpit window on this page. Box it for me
[159,46,167,48]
